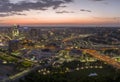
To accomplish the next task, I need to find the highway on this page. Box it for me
[2,65,41,82]
[1,45,120,82]
[62,35,120,69]
[62,34,91,42]
[35,44,120,70]
[2,63,50,82]
[83,49,120,69]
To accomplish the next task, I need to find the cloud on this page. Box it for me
[93,17,120,20]
[93,17,120,23]
[0,0,73,17]
[90,0,109,5]
[64,0,73,2]
[0,19,4,22]
[80,9,92,12]
[0,14,9,17]
[91,0,104,1]
[56,10,74,14]
[11,12,26,15]
[0,12,26,17]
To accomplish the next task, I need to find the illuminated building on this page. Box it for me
[8,25,21,54]
[12,24,20,39]
[8,40,20,54]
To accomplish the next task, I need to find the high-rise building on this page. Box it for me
[8,40,20,54]
[12,24,20,39]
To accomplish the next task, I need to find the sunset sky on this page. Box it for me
[0,0,120,26]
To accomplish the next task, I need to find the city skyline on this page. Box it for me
[0,0,120,26]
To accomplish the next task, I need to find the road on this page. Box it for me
[62,34,91,42]
[2,65,41,82]
[63,38,120,69]
[1,47,120,82]
[64,47,120,69]
[2,63,50,82]
[83,49,120,69]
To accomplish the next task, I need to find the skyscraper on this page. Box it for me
[12,24,20,39]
